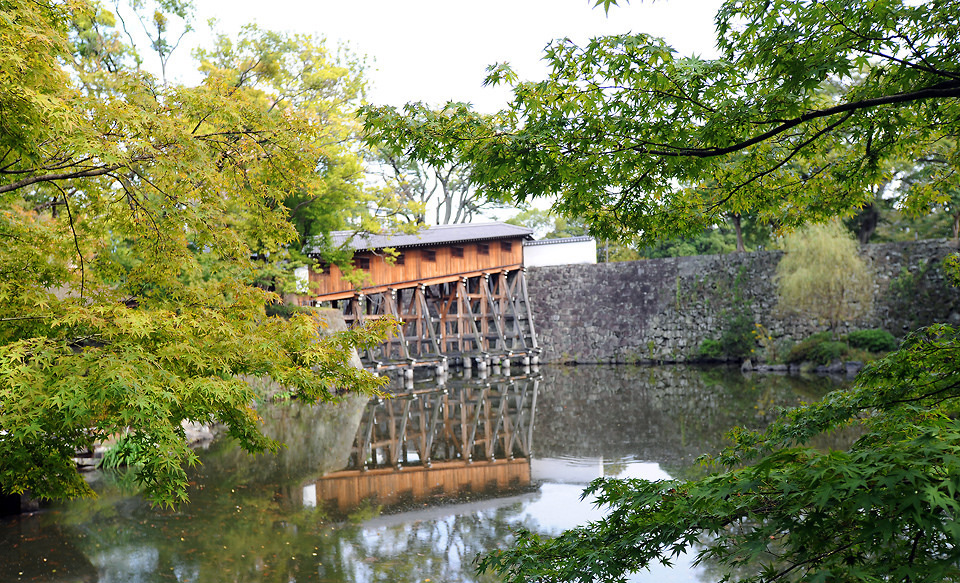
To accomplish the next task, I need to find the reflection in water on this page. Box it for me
[533,366,842,480]
[0,516,97,582]
[313,374,538,515]
[0,366,846,583]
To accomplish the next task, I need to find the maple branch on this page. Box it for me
[52,183,85,300]
[623,81,960,159]
[0,165,121,194]
[33,199,66,213]
[707,111,856,211]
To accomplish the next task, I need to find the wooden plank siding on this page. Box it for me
[310,239,526,300]
[312,459,531,513]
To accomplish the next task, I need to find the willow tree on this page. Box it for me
[0,0,392,507]
[365,1,960,581]
[776,221,873,333]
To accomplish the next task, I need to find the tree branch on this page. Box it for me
[52,183,84,300]
[0,164,122,195]
[625,81,960,159]
[707,111,856,212]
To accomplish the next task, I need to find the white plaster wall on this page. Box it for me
[293,265,310,293]
[524,239,597,267]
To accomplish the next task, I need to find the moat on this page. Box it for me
[1,365,847,583]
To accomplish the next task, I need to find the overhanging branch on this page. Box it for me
[626,81,960,159]
[0,165,122,194]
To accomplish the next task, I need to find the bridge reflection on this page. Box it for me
[308,372,540,513]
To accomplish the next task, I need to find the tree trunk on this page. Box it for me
[856,203,880,244]
[953,210,960,246]
[732,213,745,252]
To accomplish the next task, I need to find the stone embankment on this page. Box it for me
[740,359,863,377]
[526,239,960,365]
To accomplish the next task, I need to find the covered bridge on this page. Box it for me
[303,223,540,371]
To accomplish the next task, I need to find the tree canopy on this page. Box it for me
[369,149,507,225]
[0,0,391,506]
[365,1,960,581]
[363,0,960,245]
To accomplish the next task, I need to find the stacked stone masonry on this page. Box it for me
[526,239,960,364]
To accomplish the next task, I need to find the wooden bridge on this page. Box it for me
[310,373,540,513]
[302,223,540,371]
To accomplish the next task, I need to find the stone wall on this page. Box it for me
[526,239,960,364]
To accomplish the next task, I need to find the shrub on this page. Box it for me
[752,323,784,364]
[786,332,854,365]
[98,432,144,470]
[847,329,898,352]
[695,314,757,362]
[785,331,834,364]
[807,340,850,365]
[718,313,756,360]
[697,338,724,361]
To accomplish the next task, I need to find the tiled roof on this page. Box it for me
[523,236,595,246]
[305,222,534,255]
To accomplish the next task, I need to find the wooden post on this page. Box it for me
[519,268,539,350]
[417,284,443,360]
[484,273,508,355]
[465,387,488,462]
[392,395,414,467]
[385,289,410,362]
[487,384,510,460]
[458,278,485,358]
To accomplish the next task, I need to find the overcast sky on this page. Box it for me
[140,0,726,224]
[164,0,725,113]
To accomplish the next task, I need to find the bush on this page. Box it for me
[807,340,850,365]
[694,314,757,362]
[697,338,724,361]
[718,313,756,360]
[785,331,834,364]
[98,432,144,470]
[786,333,854,365]
[847,329,898,352]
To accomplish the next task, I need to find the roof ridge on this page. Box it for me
[304,222,534,255]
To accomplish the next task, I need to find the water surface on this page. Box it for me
[1,365,845,583]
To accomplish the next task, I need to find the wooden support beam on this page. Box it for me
[385,289,410,362]
[392,396,414,466]
[504,382,528,459]
[487,387,510,460]
[523,378,540,457]
[518,269,539,351]
[417,285,443,359]
[458,278,485,357]
[465,387,488,462]
[357,398,379,469]
[484,273,509,354]
[421,391,445,466]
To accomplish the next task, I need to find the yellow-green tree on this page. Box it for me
[0,0,391,506]
[776,221,873,333]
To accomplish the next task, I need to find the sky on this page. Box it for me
[163,0,726,113]
[140,0,727,225]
